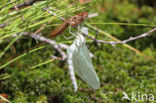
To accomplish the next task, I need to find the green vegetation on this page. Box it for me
[0,0,156,102]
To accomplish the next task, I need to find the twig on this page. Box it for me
[87,24,156,61]
[22,32,68,60]
[82,27,156,44]
[10,0,42,10]
[34,24,47,34]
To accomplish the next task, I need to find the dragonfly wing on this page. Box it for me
[72,44,100,89]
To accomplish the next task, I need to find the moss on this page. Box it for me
[0,0,156,102]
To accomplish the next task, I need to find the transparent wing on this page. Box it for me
[72,44,100,89]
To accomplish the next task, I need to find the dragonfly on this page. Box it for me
[50,12,88,37]
[67,26,100,92]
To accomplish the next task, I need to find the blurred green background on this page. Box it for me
[0,0,156,102]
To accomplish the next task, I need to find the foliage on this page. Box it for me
[0,0,156,102]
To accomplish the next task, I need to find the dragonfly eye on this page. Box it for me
[81,27,88,35]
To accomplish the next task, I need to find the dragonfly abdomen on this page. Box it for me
[67,53,77,92]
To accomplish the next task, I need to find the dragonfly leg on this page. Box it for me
[69,24,76,36]
[63,24,76,39]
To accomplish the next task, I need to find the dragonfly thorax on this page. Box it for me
[67,33,86,54]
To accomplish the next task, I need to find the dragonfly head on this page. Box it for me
[81,27,88,35]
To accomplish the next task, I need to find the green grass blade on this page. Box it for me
[0,45,46,70]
